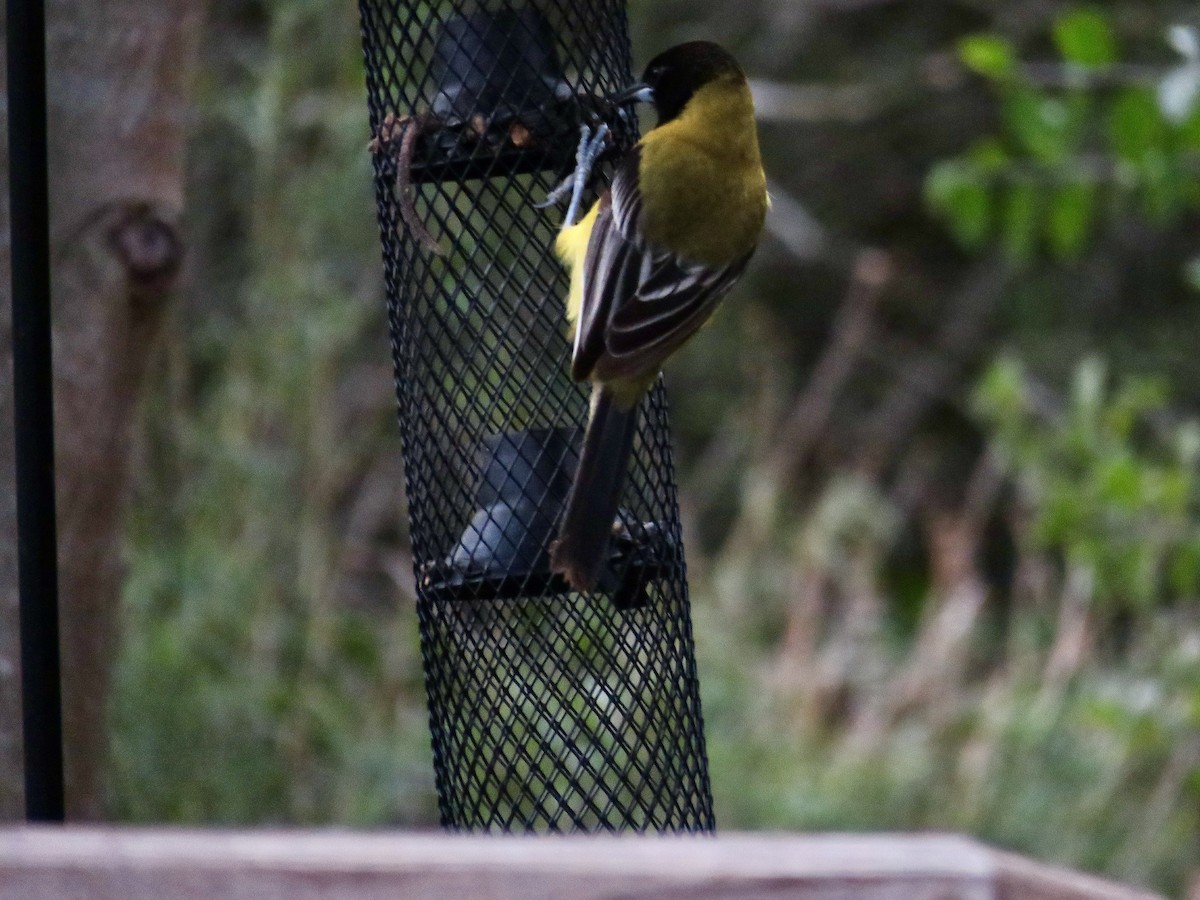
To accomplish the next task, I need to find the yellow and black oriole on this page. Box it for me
[550,41,768,591]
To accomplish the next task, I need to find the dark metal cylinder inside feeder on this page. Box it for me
[358,0,714,832]
[392,8,606,183]
[431,10,570,127]
[424,426,577,598]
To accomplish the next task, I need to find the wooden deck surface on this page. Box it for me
[0,827,1168,899]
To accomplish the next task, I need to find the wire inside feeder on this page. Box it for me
[418,426,674,609]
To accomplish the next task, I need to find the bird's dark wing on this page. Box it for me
[571,146,753,384]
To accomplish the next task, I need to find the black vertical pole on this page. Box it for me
[7,0,66,821]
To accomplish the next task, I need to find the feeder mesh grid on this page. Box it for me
[358,0,714,832]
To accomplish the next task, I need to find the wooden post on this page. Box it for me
[0,0,204,818]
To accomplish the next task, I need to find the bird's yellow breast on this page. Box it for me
[638,75,767,267]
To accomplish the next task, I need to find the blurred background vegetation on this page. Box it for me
[108,0,1198,894]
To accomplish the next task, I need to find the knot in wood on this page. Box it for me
[108,205,183,299]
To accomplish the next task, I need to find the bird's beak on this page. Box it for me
[608,81,654,105]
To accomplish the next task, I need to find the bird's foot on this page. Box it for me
[534,123,610,226]
[534,171,575,211]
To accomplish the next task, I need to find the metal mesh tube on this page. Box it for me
[358,0,714,832]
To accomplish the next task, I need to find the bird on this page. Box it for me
[549,41,768,592]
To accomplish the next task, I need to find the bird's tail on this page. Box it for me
[550,385,639,591]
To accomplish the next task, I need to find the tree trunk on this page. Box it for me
[0,1,203,819]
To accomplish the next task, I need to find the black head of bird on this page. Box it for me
[610,41,746,125]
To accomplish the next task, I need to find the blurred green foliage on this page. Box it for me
[977,357,1200,608]
[695,355,1200,890]
[109,1,1199,894]
[929,8,1200,262]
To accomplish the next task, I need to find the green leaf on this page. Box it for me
[1169,537,1200,594]
[1005,89,1074,163]
[959,34,1017,79]
[1053,7,1118,68]
[1108,89,1165,161]
[925,161,992,249]
[1097,455,1142,508]
[1037,490,1087,543]
[1001,181,1040,261]
[1177,102,1200,150]
[1137,150,1178,222]
[973,357,1028,424]
[968,137,1010,173]
[1047,181,1094,259]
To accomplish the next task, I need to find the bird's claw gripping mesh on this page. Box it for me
[358,0,715,832]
